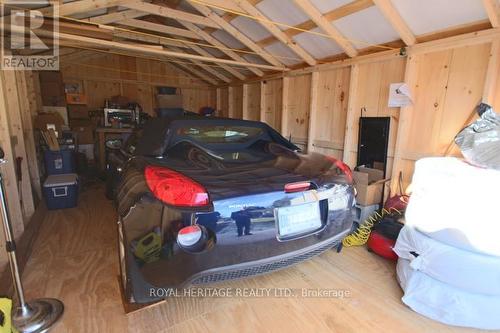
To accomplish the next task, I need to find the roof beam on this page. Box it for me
[83,8,249,79]
[86,9,147,24]
[123,1,221,28]
[16,25,285,71]
[42,0,130,17]
[203,0,373,49]
[372,0,416,45]
[124,15,246,80]
[112,30,187,48]
[188,1,286,68]
[483,0,500,27]
[186,43,246,80]
[180,20,265,77]
[293,0,358,57]
[169,46,230,83]
[235,0,317,66]
[117,18,201,39]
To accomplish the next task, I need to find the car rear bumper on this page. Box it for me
[188,228,348,285]
[124,213,351,304]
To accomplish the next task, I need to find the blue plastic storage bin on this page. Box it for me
[157,87,177,94]
[43,174,79,210]
[155,108,184,118]
[44,149,75,175]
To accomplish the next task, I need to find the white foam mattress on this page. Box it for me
[397,258,500,330]
[405,157,500,256]
[395,225,500,296]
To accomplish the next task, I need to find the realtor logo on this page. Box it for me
[1,0,59,70]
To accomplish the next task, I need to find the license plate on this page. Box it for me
[276,202,322,237]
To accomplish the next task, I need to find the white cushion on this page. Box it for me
[405,157,500,256]
[397,259,500,330]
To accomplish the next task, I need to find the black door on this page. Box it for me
[357,117,390,177]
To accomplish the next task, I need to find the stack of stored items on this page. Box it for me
[41,129,79,210]
[394,157,500,330]
[155,86,184,117]
[352,167,390,223]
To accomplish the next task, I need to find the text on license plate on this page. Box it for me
[277,202,322,237]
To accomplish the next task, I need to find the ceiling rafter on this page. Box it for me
[94,13,247,80]
[144,15,247,80]
[483,0,500,27]
[372,0,416,45]
[79,5,248,80]
[179,20,264,77]
[41,0,130,16]
[112,30,187,48]
[114,24,245,82]
[188,1,286,68]
[182,42,246,80]
[235,0,317,66]
[293,0,358,57]
[10,24,284,71]
[168,46,230,83]
[123,1,220,28]
[203,0,373,49]
[117,45,221,84]
[117,18,201,39]
[169,60,219,85]
[86,9,147,24]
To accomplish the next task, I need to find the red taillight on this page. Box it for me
[144,165,209,207]
[326,156,353,183]
[284,181,311,193]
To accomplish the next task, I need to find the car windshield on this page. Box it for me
[176,125,264,144]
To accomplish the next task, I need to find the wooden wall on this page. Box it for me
[310,67,351,160]
[392,43,492,190]
[343,57,406,176]
[283,74,311,149]
[242,83,261,121]
[261,79,283,130]
[0,71,42,271]
[61,53,216,115]
[217,36,500,193]
[216,87,229,117]
[228,85,243,119]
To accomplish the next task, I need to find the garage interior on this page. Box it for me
[0,0,499,332]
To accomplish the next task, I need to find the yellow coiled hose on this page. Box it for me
[342,208,402,247]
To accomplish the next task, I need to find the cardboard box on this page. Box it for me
[39,72,66,107]
[42,106,69,125]
[66,93,87,105]
[68,105,89,120]
[34,113,65,134]
[70,119,95,144]
[353,167,389,206]
[156,94,183,108]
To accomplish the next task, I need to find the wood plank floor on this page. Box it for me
[21,184,494,333]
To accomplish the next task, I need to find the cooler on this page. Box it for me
[43,174,79,210]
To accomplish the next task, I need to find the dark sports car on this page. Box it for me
[112,116,355,304]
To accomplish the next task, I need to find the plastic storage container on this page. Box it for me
[155,108,184,118]
[44,149,76,175]
[157,87,177,95]
[43,173,79,210]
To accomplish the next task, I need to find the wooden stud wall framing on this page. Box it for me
[217,32,500,193]
[242,83,261,121]
[61,53,217,114]
[261,79,283,131]
[0,69,41,269]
